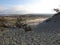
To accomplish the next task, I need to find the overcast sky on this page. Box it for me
[0,0,60,14]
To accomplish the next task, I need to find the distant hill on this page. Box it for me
[0,14,53,18]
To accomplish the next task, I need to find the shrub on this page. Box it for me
[0,17,7,27]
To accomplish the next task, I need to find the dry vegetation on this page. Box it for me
[0,15,57,45]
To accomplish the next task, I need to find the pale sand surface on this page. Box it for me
[26,18,48,25]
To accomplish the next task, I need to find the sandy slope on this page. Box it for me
[26,18,48,25]
[0,14,60,45]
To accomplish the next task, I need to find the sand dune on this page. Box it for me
[0,13,60,45]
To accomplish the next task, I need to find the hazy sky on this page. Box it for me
[0,0,60,14]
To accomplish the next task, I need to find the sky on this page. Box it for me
[0,0,60,14]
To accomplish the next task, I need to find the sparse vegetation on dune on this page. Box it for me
[0,15,54,45]
[0,16,33,32]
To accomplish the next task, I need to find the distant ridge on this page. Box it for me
[0,14,52,17]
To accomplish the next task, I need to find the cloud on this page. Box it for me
[0,0,60,14]
[0,6,27,14]
[0,6,7,11]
